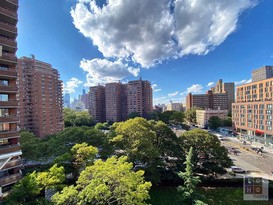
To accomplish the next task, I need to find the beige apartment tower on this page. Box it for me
[17,56,64,138]
[211,79,235,112]
[0,0,22,197]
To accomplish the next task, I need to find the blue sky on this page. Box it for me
[17,0,273,105]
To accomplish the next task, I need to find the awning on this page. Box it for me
[255,130,264,135]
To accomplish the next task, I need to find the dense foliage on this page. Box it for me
[64,108,94,127]
[52,156,152,205]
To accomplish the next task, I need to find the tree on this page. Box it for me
[53,143,98,177]
[222,117,232,127]
[170,111,185,125]
[127,111,141,119]
[158,110,176,124]
[52,156,152,205]
[64,108,94,127]
[179,129,232,176]
[178,147,206,205]
[208,116,222,130]
[185,107,198,124]
[6,172,41,204]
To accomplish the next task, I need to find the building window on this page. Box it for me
[0,80,8,86]
[0,109,9,117]
[0,94,8,101]
[0,123,9,132]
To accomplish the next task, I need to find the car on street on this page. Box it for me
[229,166,246,173]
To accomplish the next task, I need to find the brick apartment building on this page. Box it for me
[89,79,153,123]
[0,0,22,197]
[89,85,106,123]
[232,66,273,144]
[17,56,64,138]
[211,79,235,112]
[186,90,228,111]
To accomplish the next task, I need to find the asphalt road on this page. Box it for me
[220,136,273,179]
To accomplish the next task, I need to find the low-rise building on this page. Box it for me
[196,109,228,128]
[166,102,183,112]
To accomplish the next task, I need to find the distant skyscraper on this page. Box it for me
[17,56,64,138]
[0,0,22,196]
[64,93,70,108]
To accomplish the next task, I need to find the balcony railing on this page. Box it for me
[0,36,17,48]
[0,21,17,34]
[0,53,17,63]
[0,144,21,155]
[0,172,22,186]
[0,115,19,122]
[0,85,18,93]
[0,6,17,19]
[0,130,19,139]
[0,100,18,107]
[0,69,17,78]
[2,159,22,170]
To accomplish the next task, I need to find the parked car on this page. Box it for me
[229,166,245,173]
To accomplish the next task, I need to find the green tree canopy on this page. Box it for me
[208,116,222,130]
[64,108,94,127]
[185,107,198,124]
[52,156,152,205]
[179,129,232,176]
[127,111,141,119]
[170,111,185,125]
[158,110,176,124]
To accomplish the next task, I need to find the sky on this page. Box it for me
[17,0,273,105]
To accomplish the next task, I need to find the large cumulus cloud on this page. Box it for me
[71,0,257,69]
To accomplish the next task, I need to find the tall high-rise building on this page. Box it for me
[252,66,273,82]
[232,67,273,144]
[64,93,70,108]
[186,90,228,111]
[89,85,105,123]
[17,56,64,138]
[88,79,152,122]
[0,0,22,197]
[105,82,123,122]
[127,79,153,118]
[211,79,235,112]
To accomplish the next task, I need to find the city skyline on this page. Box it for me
[17,0,273,104]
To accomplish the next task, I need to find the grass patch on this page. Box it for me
[149,186,273,205]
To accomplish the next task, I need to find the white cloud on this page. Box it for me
[80,58,140,86]
[168,91,179,97]
[152,84,162,92]
[153,96,168,105]
[63,77,83,94]
[207,82,214,87]
[235,78,252,85]
[71,0,257,68]
[187,84,203,93]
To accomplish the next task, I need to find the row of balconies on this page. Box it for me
[0,143,20,155]
[0,5,17,19]
[0,69,17,79]
[0,130,19,139]
[0,52,17,64]
[0,35,17,51]
[0,172,21,187]
[0,100,18,107]
[0,85,17,93]
[1,159,22,171]
[0,21,17,36]
[0,115,19,123]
